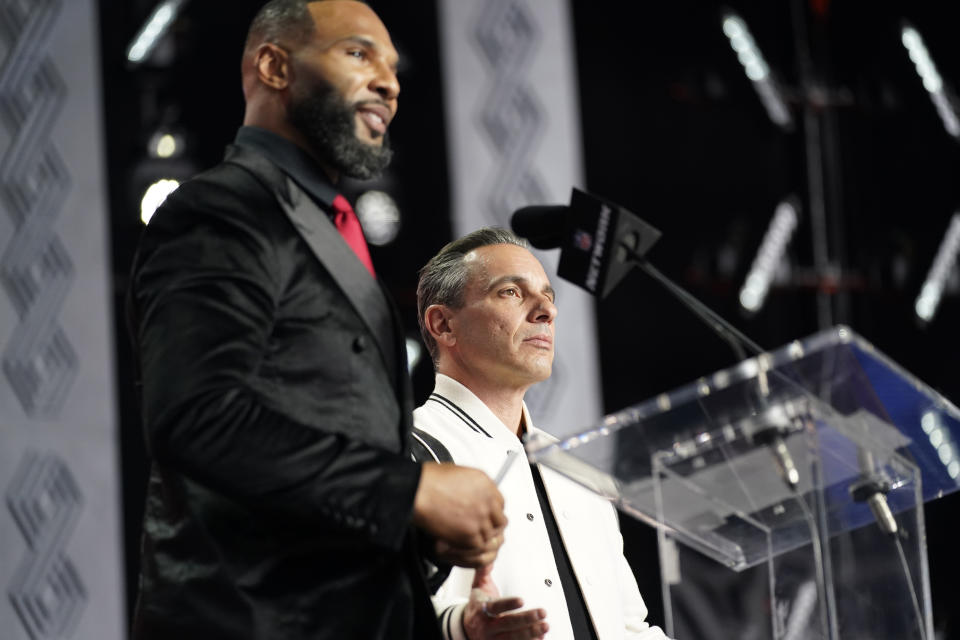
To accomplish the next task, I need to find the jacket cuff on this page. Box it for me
[366,456,423,550]
[417,532,453,594]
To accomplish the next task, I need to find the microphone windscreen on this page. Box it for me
[510,205,568,249]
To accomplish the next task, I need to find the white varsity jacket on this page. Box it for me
[413,374,669,640]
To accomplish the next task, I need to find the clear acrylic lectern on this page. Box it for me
[526,326,960,640]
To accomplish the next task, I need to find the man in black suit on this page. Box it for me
[127,1,507,638]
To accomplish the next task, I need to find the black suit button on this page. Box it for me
[352,336,367,352]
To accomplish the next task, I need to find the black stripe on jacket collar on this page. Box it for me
[427,393,493,438]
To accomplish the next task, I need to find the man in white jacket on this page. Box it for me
[413,227,668,640]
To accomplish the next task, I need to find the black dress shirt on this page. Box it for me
[531,465,600,640]
[234,125,339,214]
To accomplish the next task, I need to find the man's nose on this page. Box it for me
[370,62,400,102]
[531,296,557,323]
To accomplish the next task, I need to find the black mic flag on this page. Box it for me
[510,189,662,299]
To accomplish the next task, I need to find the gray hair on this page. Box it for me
[417,227,529,365]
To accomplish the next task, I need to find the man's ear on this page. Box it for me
[424,305,456,348]
[254,43,291,90]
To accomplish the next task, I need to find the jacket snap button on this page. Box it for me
[526,513,534,521]
[544,578,552,587]
[352,336,367,352]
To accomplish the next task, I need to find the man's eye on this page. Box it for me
[501,288,520,297]
[347,49,366,59]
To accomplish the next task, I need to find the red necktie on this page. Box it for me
[331,194,375,277]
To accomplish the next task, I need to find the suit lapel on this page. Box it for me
[280,178,399,380]
[224,146,399,382]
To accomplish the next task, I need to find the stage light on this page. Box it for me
[156,134,176,158]
[739,199,799,312]
[722,13,792,129]
[127,0,188,64]
[140,179,180,225]
[921,411,960,479]
[901,24,960,139]
[148,131,185,159]
[930,427,944,448]
[914,213,960,323]
[355,190,401,246]
[938,442,955,465]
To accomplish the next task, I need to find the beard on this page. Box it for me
[288,77,393,180]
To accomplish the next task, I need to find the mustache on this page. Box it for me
[354,99,391,109]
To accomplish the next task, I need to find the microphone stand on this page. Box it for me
[620,246,803,489]
[629,256,759,362]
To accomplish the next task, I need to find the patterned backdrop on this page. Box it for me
[438,0,601,437]
[0,0,124,638]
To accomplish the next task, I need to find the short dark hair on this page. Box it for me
[244,0,316,52]
[245,0,371,52]
[416,227,529,365]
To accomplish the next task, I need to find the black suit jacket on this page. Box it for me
[128,145,440,639]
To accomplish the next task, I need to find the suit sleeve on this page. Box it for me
[130,181,420,551]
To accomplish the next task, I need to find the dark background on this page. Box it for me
[98,0,960,635]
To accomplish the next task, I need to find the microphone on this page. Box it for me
[739,398,802,493]
[850,479,898,535]
[850,448,898,535]
[510,189,662,299]
[510,189,754,358]
[510,205,568,250]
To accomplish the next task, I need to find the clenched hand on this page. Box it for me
[413,462,507,567]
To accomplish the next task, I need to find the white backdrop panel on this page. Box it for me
[437,0,602,437]
[0,0,124,638]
